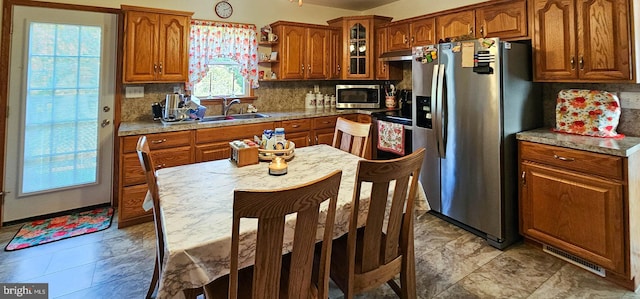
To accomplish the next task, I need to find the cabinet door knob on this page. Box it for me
[553,154,575,162]
[308,64,311,75]
[570,57,576,70]
[159,62,163,73]
[154,64,158,73]
[480,26,485,37]
[151,138,167,144]
[292,124,300,128]
[521,171,526,185]
[579,56,584,70]
[410,36,414,44]
[404,35,408,44]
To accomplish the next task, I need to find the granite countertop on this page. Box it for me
[516,128,640,157]
[118,108,386,136]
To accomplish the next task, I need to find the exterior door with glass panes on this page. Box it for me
[345,20,370,79]
[3,6,117,222]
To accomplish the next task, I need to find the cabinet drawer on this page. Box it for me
[520,141,623,180]
[313,116,338,129]
[120,184,151,220]
[122,146,193,186]
[122,131,192,153]
[280,118,312,133]
[196,122,275,144]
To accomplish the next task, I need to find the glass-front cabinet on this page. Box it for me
[328,15,392,80]
[349,22,367,76]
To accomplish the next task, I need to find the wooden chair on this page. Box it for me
[332,117,371,158]
[136,136,202,299]
[329,148,425,299]
[204,170,343,299]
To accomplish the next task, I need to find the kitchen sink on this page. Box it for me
[198,113,270,123]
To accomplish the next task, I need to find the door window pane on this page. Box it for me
[21,22,102,194]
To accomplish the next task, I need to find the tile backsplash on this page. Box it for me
[120,81,338,122]
[542,83,640,137]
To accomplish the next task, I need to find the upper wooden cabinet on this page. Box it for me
[375,26,402,80]
[271,22,331,80]
[329,28,342,79]
[411,17,437,46]
[386,17,436,51]
[436,10,475,41]
[532,0,638,82]
[122,6,192,83]
[328,16,392,80]
[475,0,527,39]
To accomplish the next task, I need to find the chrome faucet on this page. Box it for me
[222,97,241,117]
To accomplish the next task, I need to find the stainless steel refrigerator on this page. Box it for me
[411,38,541,249]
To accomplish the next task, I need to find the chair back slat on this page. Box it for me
[332,117,371,158]
[361,181,389,272]
[288,207,320,298]
[352,148,426,274]
[229,170,342,299]
[253,217,286,299]
[383,175,410,264]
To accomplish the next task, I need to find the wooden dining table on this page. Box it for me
[152,144,429,299]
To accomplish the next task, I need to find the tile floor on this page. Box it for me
[0,211,639,298]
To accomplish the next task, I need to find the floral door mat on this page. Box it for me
[4,207,114,251]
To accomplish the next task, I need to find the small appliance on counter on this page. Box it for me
[163,93,187,121]
[155,93,206,123]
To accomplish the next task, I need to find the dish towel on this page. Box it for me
[377,120,405,155]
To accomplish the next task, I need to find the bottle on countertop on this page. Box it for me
[274,127,286,150]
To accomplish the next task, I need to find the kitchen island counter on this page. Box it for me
[118,108,386,136]
[517,128,640,157]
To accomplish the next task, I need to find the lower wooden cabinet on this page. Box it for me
[195,122,276,162]
[520,161,624,273]
[118,131,194,228]
[519,140,640,290]
[279,118,312,148]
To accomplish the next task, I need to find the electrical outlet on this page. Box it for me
[620,92,640,109]
[173,86,182,93]
[125,86,144,98]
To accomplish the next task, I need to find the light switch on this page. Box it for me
[620,92,640,109]
[125,86,144,98]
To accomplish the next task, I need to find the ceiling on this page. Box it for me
[300,0,400,11]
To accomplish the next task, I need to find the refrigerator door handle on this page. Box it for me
[431,63,441,157]
[436,63,446,158]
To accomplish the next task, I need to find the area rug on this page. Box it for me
[4,207,114,251]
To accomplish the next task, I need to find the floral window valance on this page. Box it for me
[188,19,259,90]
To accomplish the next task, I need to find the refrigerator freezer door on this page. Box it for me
[438,40,503,239]
[412,48,441,213]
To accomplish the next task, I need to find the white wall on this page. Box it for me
[363,0,490,21]
[0,0,359,27]
[1,0,494,27]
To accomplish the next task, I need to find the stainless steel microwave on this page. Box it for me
[335,84,381,109]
